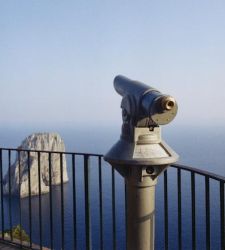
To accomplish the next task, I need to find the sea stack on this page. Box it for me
[3,133,69,198]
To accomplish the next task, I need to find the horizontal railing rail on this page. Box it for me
[171,163,225,182]
[0,147,103,157]
[0,147,224,250]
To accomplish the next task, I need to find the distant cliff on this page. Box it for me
[3,133,69,198]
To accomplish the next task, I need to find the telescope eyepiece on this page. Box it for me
[159,96,176,111]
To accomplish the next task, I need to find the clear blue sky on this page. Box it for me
[1,1,225,128]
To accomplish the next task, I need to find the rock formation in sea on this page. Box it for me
[3,133,69,198]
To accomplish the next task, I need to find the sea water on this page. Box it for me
[0,125,224,249]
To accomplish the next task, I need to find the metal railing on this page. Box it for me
[0,147,224,250]
[162,164,225,250]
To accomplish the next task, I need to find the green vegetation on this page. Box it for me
[2,225,30,242]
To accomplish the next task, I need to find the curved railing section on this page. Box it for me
[0,147,224,250]
[162,164,225,250]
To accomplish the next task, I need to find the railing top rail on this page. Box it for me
[0,147,103,157]
[1,147,224,182]
[171,163,225,183]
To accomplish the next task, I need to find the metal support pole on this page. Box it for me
[126,167,157,250]
[104,75,179,250]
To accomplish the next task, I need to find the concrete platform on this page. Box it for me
[0,240,50,250]
[0,242,20,249]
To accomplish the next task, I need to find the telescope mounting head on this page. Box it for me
[104,75,179,175]
[115,75,178,140]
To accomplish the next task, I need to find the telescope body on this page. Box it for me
[114,75,178,126]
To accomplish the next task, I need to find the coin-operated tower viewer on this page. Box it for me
[104,75,179,250]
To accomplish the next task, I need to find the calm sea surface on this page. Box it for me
[0,125,224,249]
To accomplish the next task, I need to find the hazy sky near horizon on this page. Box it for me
[1,1,225,129]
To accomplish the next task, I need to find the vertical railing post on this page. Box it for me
[49,153,53,250]
[220,182,224,250]
[18,151,22,246]
[191,172,196,250]
[84,155,91,250]
[8,150,13,241]
[205,176,210,250]
[0,149,4,239]
[72,154,77,250]
[27,151,32,248]
[60,153,65,250]
[124,180,128,250]
[112,168,116,250]
[38,152,43,250]
[98,156,103,250]
[177,169,182,250]
[164,170,168,250]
